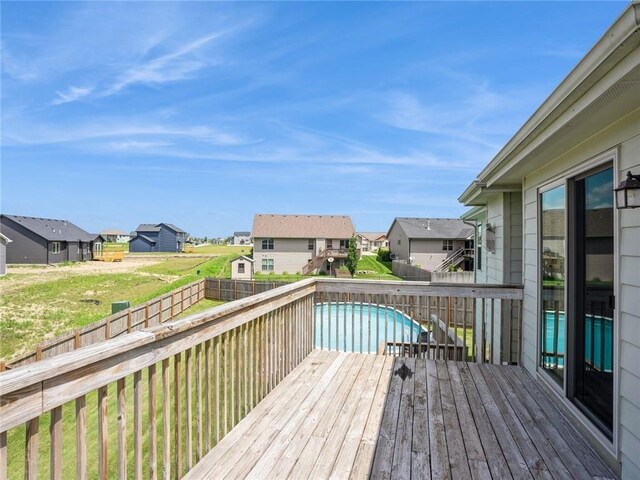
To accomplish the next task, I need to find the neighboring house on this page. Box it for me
[129,223,189,253]
[252,214,355,275]
[233,231,252,246]
[356,232,388,252]
[459,5,640,476]
[99,229,131,243]
[386,218,474,272]
[0,233,11,275]
[230,256,254,280]
[0,214,104,264]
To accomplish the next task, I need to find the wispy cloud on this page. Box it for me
[51,85,94,105]
[102,32,223,96]
[3,120,253,147]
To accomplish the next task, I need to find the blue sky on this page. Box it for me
[1,1,627,237]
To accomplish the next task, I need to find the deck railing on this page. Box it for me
[0,278,522,479]
[314,280,523,364]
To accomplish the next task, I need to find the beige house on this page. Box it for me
[230,256,253,280]
[459,4,640,476]
[386,218,474,272]
[356,232,388,252]
[252,214,355,275]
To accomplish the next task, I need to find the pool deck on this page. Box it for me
[184,350,618,479]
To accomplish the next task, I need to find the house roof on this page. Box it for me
[252,214,355,239]
[100,229,128,236]
[459,3,640,205]
[389,218,474,240]
[231,255,254,263]
[134,223,187,234]
[234,231,251,236]
[357,232,386,242]
[130,234,156,244]
[1,214,97,242]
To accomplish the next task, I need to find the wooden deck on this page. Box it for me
[185,351,618,479]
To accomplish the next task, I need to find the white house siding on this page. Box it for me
[521,109,640,476]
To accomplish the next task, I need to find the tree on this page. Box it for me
[346,235,359,277]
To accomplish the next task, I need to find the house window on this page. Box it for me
[261,259,274,271]
[327,240,333,249]
[442,240,453,251]
[308,240,314,251]
[262,238,274,250]
[238,263,245,274]
[340,239,348,249]
[52,242,60,254]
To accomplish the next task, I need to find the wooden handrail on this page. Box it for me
[0,277,524,479]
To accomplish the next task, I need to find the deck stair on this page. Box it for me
[433,247,465,272]
[302,248,348,275]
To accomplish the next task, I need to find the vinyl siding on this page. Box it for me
[129,236,154,253]
[387,222,410,261]
[157,227,178,252]
[0,217,48,264]
[410,239,466,272]
[520,108,640,475]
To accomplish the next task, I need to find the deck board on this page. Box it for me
[185,351,618,480]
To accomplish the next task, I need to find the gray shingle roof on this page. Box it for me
[390,218,474,240]
[234,231,251,236]
[135,223,187,234]
[252,214,355,239]
[2,214,96,242]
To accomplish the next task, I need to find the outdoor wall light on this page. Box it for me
[614,171,640,209]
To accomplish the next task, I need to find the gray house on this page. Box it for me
[129,223,189,253]
[0,214,103,264]
[0,232,11,275]
[386,218,474,272]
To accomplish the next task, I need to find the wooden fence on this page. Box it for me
[205,279,291,302]
[7,280,206,369]
[391,261,432,281]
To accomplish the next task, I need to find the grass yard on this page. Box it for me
[188,244,252,255]
[356,256,400,280]
[0,255,238,361]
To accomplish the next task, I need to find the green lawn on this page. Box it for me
[187,244,252,255]
[0,255,238,361]
[356,256,400,280]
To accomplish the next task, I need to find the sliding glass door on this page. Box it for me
[571,166,614,436]
[540,164,614,439]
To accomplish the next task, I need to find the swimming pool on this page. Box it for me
[314,302,427,353]
[542,311,613,372]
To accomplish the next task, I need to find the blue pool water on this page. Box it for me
[314,302,426,353]
[542,311,613,372]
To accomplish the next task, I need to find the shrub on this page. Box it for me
[377,248,391,262]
